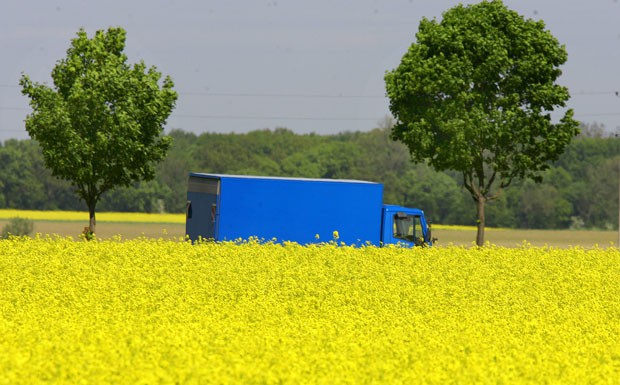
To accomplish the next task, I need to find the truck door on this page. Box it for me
[393,212,425,246]
[381,206,430,246]
[186,176,220,241]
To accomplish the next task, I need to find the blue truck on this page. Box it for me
[185,173,433,246]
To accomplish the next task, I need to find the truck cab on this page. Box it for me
[382,205,433,247]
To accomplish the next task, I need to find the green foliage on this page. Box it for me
[1,217,34,238]
[384,0,580,244]
[0,126,617,231]
[19,27,177,232]
[98,180,172,213]
[517,181,573,229]
[0,140,48,209]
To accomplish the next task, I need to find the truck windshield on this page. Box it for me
[393,214,424,245]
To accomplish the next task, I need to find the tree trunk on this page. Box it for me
[88,203,96,235]
[476,195,485,246]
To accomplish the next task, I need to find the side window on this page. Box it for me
[393,213,423,244]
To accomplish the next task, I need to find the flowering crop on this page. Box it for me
[0,210,184,223]
[1,237,619,384]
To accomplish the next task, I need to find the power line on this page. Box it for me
[0,107,382,121]
[3,83,619,98]
[1,107,619,122]
[172,114,379,121]
[574,112,620,117]
[1,85,618,128]
[182,92,385,99]
[2,84,385,99]
[572,91,620,96]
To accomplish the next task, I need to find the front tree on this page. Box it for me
[385,0,579,246]
[20,27,177,234]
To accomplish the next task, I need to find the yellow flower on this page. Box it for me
[1,238,618,384]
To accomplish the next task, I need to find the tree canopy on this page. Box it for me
[384,0,579,245]
[20,27,177,234]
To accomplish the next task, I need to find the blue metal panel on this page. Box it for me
[188,173,384,245]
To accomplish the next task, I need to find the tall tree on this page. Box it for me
[385,0,579,245]
[20,27,177,234]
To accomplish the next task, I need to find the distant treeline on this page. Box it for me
[1,124,618,230]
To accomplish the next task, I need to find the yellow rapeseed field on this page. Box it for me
[0,209,469,230]
[0,209,184,223]
[1,237,619,384]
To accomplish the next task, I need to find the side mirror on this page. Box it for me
[427,222,438,244]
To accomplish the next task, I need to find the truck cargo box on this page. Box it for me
[186,173,385,245]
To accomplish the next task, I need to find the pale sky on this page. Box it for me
[1,0,619,142]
